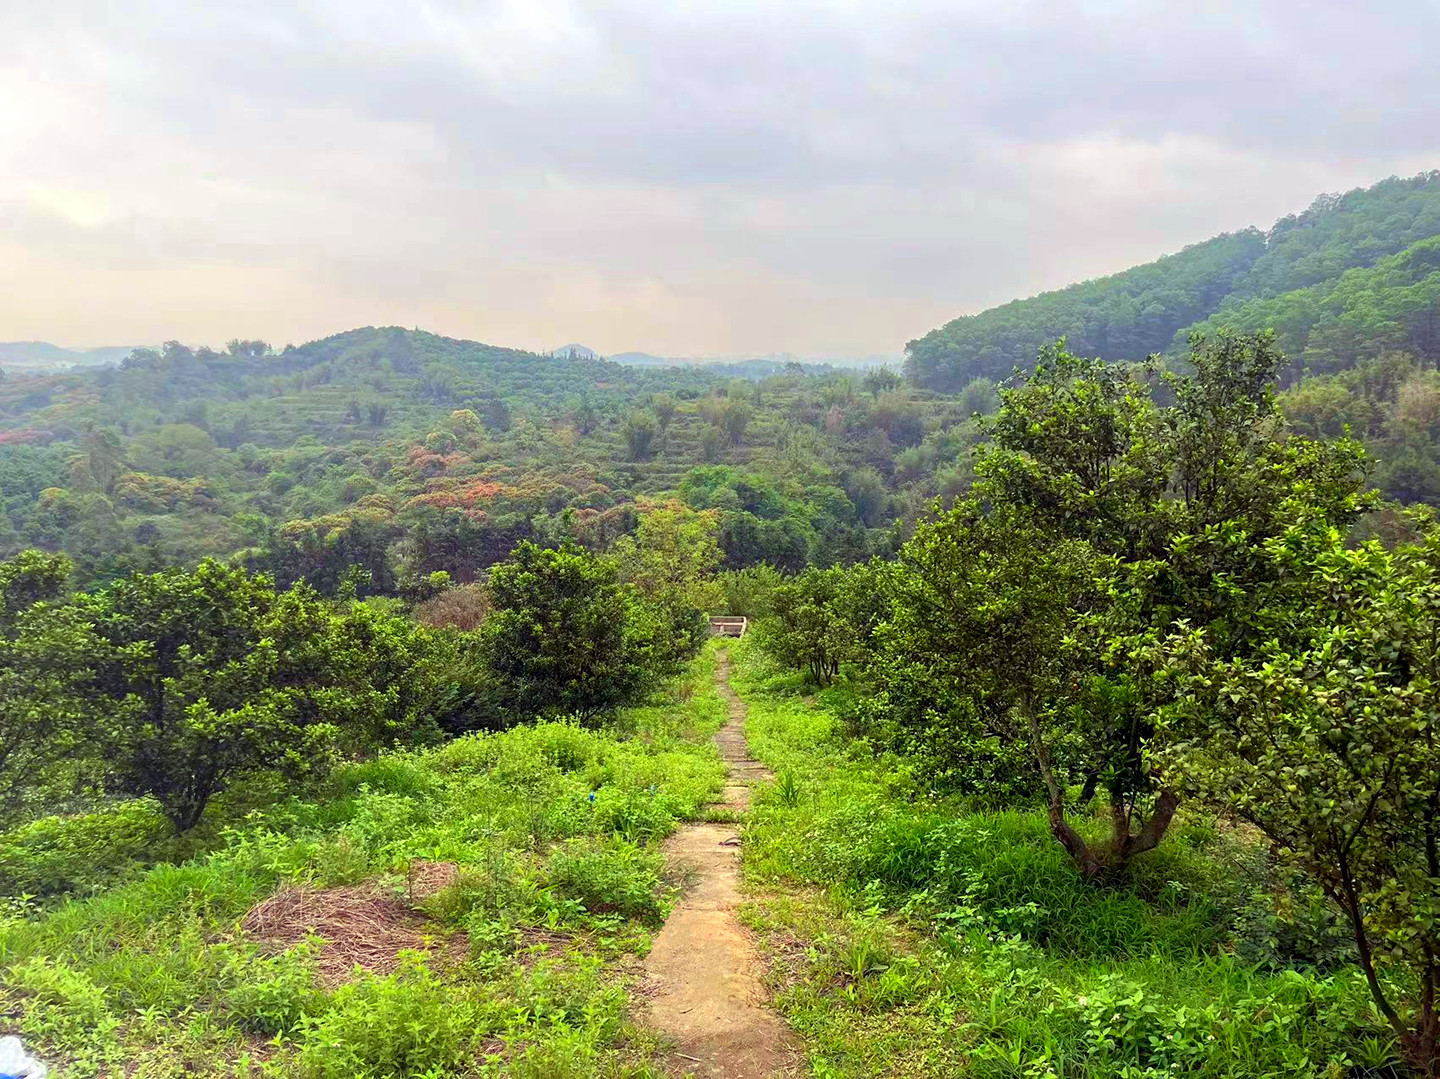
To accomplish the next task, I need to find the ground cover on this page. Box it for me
[728,638,1404,1079]
[0,647,730,1077]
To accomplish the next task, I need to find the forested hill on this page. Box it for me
[906,170,1440,391]
[0,325,962,590]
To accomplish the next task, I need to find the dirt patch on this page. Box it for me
[242,883,457,987]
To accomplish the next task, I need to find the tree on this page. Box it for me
[763,568,850,685]
[482,542,654,724]
[72,562,318,830]
[863,334,1371,877]
[226,339,271,358]
[844,467,889,528]
[1161,511,1440,1074]
[0,552,98,817]
[622,410,658,461]
[863,368,903,397]
[0,549,72,629]
[612,500,717,671]
[67,560,453,830]
[722,400,753,446]
[651,393,678,432]
[869,505,1110,836]
[760,561,895,687]
[81,428,126,494]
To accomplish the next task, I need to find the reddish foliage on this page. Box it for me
[0,428,50,445]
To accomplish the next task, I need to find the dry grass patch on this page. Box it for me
[242,882,459,987]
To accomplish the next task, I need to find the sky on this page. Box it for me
[1,1,1437,358]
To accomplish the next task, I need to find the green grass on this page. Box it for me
[0,645,729,1077]
[727,637,1403,1079]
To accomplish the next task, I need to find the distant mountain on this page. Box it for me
[907,170,1440,391]
[610,349,900,371]
[546,343,601,361]
[609,351,671,366]
[0,341,138,370]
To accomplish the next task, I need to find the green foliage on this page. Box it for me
[729,639,1398,1079]
[0,799,172,897]
[856,333,1372,879]
[907,230,1267,389]
[0,655,725,1075]
[621,409,658,461]
[292,956,486,1078]
[1161,510,1440,1070]
[0,325,944,590]
[545,837,666,924]
[758,560,893,686]
[0,553,464,831]
[907,171,1440,391]
[483,541,685,724]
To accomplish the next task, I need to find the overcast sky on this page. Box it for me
[1,1,1436,358]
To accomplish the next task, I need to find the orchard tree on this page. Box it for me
[651,393,678,432]
[70,560,449,830]
[864,333,1371,876]
[622,410,658,461]
[868,504,1118,861]
[483,542,655,724]
[1162,510,1440,1074]
[760,560,896,687]
[0,552,100,817]
[613,499,719,667]
[74,561,324,830]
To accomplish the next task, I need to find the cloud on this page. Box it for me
[0,0,1436,355]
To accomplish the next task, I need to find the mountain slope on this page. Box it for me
[0,342,137,370]
[907,170,1440,390]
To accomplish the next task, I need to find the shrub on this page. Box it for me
[293,955,487,1078]
[0,799,173,896]
[545,838,665,924]
[219,939,325,1036]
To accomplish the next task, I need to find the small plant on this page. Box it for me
[775,770,801,808]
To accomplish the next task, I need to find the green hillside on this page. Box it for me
[906,170,1440,391]
[0,327,961,590]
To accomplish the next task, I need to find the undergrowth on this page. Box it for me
[728,637,1406,1079]
[0,642,729,1077]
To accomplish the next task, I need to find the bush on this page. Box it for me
[219,940,325,1036]
[8,956,120,1046]
[545,838,665,924]
[293,956,487,1078]
[0,799,173,896]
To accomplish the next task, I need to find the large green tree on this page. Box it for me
[865,333,1371,876]
[1162,510,1440,1074]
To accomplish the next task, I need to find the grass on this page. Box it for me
[0,638,1411,1077]
[727,637,1405,1079]
[0,643,730,1077]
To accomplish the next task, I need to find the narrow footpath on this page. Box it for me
[642,649,798,1078]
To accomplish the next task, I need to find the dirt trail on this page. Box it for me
[642,650,798,1078]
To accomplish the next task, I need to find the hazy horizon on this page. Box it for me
[3,1,1437,357]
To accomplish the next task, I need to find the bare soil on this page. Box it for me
[641,649,799,1077]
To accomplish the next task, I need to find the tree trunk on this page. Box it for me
[1022,690,1103,877]
[1111,786,1180,863]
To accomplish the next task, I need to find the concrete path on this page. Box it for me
[642,650,797,1078]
